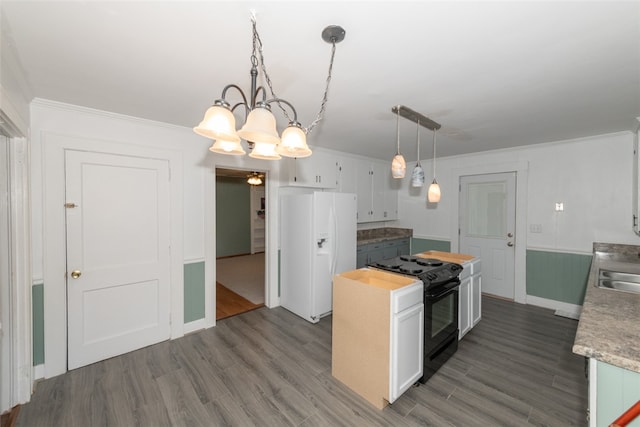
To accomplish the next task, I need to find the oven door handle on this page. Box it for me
[428,279,460,298]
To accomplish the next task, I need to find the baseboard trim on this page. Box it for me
[183,318,209,334]
[526,295,582,319]
[33,364,44,380]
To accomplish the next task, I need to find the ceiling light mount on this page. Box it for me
[322,25,346,44]
[194,14,345,160]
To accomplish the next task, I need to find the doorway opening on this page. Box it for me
[215,168,266,320]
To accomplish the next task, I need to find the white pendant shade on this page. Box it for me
[411,164,425,187]
[249,140,282,160]
[209,139,246,156]
[194,105,240,142]
[237,107,281,145]
[428,179,441,203]
[276,125,312,158]
[391,154,406,179]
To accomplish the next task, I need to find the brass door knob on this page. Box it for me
[71,270,82,279]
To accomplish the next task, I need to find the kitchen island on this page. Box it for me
[572,242,640,427]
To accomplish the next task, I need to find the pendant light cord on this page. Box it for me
[432,129,437,179]
[416,120,421,166]
[396,106,401,154]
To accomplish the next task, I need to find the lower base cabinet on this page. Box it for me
[589,358,640,427]
[332,269,424,409]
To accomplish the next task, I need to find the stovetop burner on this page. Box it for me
[417,258,443,267]
[376,260,402,269]
[399,267,423,274]
[370,255,463,287]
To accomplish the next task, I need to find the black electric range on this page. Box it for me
[368,254,463,383]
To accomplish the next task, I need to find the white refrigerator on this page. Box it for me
[280,192,357,323]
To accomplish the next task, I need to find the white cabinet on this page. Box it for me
[337,156,358,194]
[470,258,482,327]
[356,159,398,223]
[287,150,337,189]
[457,257,481,339]
[458,275,471,338]
[333,269,423,409]
[390,285,424,402]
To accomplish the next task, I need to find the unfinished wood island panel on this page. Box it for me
[332,268,423,409]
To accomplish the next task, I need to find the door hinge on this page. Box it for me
[64,202,78,208]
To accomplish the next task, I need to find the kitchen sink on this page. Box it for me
[597,264,640,295]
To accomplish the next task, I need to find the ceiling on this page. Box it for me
[2,1,639,162]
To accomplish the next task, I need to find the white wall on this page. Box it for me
[396,131,637,254]
[29,99,287,376]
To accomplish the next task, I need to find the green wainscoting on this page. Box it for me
[526,250,592,306]
[216,176,251,257]
[411,237,451,254]
[32,283,44,366]
[184,261,205,323]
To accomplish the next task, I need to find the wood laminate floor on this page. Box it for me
[16,296,588,426]
[216,282,264,320]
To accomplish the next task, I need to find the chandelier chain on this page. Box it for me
[251,16,337,134]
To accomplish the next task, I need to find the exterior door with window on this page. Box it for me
[459,172,516,300]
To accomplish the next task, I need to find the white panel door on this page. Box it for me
[65,150,171,369]
[459,172,516,300]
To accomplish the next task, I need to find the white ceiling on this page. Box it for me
[2,1,639,162]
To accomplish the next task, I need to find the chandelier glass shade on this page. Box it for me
[194,104,240,142]
[209,138,246,155]
[194,15,345,160]
[236,103,281,146]
[249,140,282,160]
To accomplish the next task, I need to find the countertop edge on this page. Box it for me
[572,246,640,374]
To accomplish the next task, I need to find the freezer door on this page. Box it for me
[280,194,314,321]
[312,192,333,319]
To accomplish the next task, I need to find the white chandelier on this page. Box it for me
[194,13,345,160]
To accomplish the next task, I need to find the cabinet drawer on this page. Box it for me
[392,283,423,314]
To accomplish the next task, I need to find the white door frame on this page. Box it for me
[208,161,281,318]
[0,132,32,411]
[42,132,184,378]
[450,161,528,304]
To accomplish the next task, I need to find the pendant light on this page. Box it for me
[411,120,425,187]
[428,128,441,203]
[391,106,406,178]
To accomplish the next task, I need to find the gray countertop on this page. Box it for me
[356,227,412,246]
[572,242,640,373]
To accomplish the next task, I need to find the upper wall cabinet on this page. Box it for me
[337,156,358,194]
[356,159,398,223]
[286,150,338,189]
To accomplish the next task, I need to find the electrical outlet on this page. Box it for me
[555,202,564,212]
[530,224,542,233]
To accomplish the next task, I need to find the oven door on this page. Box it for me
[424,280,459,353]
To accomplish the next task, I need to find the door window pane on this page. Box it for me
[466,181,506,238]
